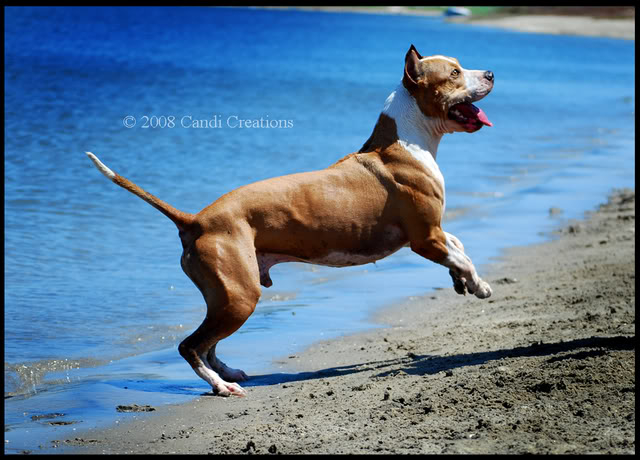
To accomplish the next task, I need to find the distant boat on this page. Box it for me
[444,7,472,17]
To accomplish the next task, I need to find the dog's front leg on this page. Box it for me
[410,228,491,299]
[446,232,469,295]
[441,231,492,298]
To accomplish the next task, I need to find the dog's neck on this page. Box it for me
[382,83,452,162]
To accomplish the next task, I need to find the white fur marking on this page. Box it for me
[310,249,398,267]
[195,360,246,396]
[86,152,116,180]
[443,231,492,298]
[463,70,481,95]
[444,232,474,274]
[421,55,459,66]
[382,85,446,211]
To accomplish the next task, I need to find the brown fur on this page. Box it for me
[404,46,477,120]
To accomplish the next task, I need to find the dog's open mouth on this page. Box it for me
[448,102,492,132]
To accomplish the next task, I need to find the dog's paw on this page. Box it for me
[214,381,247,397]
[449,269,467,295]
[227,369,249,382]
[213,358,249,382]
[453,277,467,295]
[474,280,492,299]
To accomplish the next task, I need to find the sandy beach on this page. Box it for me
[55,187,635,454]
[263,6,635,40]
[463,14,634,41]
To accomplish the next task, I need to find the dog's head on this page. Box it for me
[402,45,494,133]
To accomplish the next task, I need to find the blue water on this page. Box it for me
[4,6,635,453]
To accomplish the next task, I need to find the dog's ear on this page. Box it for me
[407,44,423,60]
[403,44,423,90]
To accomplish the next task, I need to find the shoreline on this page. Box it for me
[461,14,635,41]
[55,188,635,454]
[256,7,635,40]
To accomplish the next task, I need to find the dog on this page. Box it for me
[86,45,494,397]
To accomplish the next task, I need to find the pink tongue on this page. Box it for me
[456,102,493,127]
[475,106,492,127]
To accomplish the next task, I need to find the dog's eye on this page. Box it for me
[451,69,460,77]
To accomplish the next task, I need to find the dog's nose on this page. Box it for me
[484,71,494,82]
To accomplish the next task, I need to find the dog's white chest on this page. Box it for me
[383,85,446,211]
[398,140,445,191]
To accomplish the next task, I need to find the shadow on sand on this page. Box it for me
[228,335,635,392]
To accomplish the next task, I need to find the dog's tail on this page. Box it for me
[85,152,195,231]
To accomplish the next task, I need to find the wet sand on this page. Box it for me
[56,188,635,454]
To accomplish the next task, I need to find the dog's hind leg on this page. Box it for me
[206,344,248,383]
[178,234,261,397]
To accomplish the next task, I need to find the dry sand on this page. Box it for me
[461,14,635,40]
[260,7,635,40]
[56,188,635,454]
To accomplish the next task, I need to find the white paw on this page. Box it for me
[215,381,247,397]
[474,280,492,299]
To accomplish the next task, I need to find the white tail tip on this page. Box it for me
[86,151,116,180]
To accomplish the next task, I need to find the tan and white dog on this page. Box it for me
[86,45,494,397]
